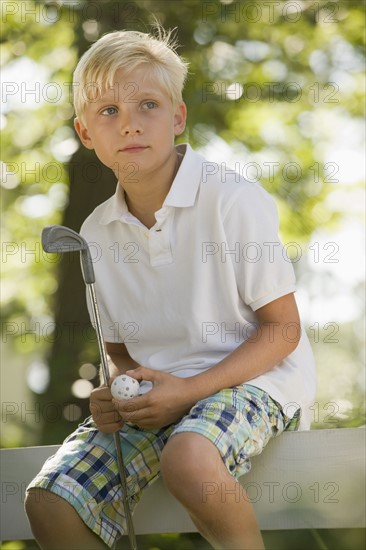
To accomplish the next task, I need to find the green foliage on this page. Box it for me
[1,11,364,550]
[2,0,365,442]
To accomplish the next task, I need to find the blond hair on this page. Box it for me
[73,27,189,123]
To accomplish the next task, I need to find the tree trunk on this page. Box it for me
[41,147,116,443]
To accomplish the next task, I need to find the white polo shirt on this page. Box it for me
[81,143,316,429]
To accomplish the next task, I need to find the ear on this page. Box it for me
[74,117,94,150]
[173,102,187,136]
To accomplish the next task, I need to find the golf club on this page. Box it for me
[42,224,137,550]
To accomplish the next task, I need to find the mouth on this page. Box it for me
[120,145,149,153]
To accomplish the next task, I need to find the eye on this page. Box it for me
[142,101,157,110]
[101,106,118,116]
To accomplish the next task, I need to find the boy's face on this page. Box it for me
[74,66,187,182]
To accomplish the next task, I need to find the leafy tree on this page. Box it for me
[1,1,364,546]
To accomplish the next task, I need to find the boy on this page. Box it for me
[25,28,316,550]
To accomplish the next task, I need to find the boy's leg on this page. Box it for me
[160,384,297,549]
[24,417,174,549]
[160,432,264,550]
[25,488,108,550]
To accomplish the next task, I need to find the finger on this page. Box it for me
[91,409,123,427]
[126,367,160,383]
[117,404,153,425]
[112,394,151,413]
[91,408,122,425]
[120,411,146,425]
[90,386,113,401]
[90,402,121,420]
[97,411,123,425]
[97,420,124,434]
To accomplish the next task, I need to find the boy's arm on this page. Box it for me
[103,341,141,381]
[185,292,300,403]
[114,292,301,429]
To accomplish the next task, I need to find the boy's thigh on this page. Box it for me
[170,383,298,480]
[26,417,174,546]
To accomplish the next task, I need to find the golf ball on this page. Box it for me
[111,375,140,400]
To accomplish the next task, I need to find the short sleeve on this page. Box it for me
[222,182,296,310]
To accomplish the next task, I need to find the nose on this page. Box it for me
[119,109,143,136]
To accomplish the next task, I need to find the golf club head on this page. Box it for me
[42,225,87,253]
[41,225,95,284]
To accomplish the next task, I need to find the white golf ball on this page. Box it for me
[111,375,140,400]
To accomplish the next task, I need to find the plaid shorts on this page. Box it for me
[27,383,300,548]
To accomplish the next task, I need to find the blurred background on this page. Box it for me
[1,0,365,548]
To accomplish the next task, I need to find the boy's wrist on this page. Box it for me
[183,371,220,405]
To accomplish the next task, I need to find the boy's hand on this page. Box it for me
[112,367,195,430]
[89,384,124,433]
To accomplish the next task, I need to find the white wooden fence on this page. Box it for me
[0,428,365,542]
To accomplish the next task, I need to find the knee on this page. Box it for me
[25,488,59,531]
[24,488,46,531]
[25,488,45,519]
[160,433,219,501]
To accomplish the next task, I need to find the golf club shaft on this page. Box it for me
[41,225,137,548]
[88,284,137,550]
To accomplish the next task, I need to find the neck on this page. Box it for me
[119,148,181,229]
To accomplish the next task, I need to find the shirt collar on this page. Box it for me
[99,143,204,225]
[163,143,203,207]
